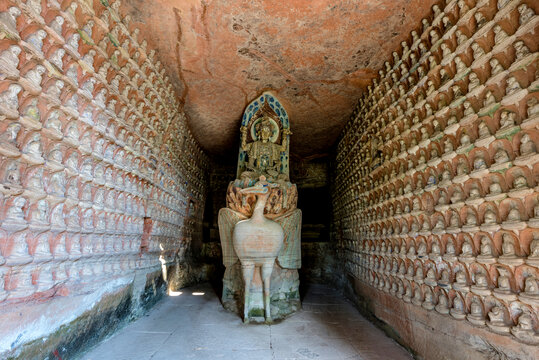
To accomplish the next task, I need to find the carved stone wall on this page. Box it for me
[332,0,539,358]
[0,0,208,358]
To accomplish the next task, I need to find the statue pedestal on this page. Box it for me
[222,262,300,322]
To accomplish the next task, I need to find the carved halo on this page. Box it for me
[250,116,280,143]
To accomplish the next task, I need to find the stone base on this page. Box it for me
[221,262,301,322]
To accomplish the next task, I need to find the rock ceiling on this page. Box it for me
[125,0,438,159]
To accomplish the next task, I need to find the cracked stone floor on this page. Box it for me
[81,283,412,360]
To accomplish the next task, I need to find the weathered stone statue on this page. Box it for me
[219,93,302,322]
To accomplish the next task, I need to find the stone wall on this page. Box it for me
[0,0,208,358]
[332,0,539,359]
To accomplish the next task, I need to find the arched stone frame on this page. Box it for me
[236,92,291,178]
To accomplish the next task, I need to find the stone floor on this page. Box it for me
[81,283,412,360]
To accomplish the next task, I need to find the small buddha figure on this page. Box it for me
[422,289,435,310]
[506,207,521,222]
[477,122,491,140]
[0,84,22,114]
[430,29,440,45]
[456,30,468,45]
[452,85,462,99]
[435,293,449,314]
[488,306,506,326]
[475,272,489,288]
[529,233,539,259]
[475,12,487,29]
[469,186,481,200]
[427,80,435,96]
[479,236,494,257]
[451,296,466,319]
[493,25,509,45]
[514,41,530,60]
[473,154,487,170]
[459,132,471,148]
[518,4,534,26]
[469,298,484,322]
[461,239,474,257]
[484,209,497,224]
[489,180,502,195]
[520,133,537,156]
[25,29,47,54]
[466,211,478,226]
[513,314,537,343]
[23,133,43,160]
[490,58,504,76]
[441,43,452,58]
[468,72,480,92]
[434,217,445,231]
[457,160,469,177]
[526,98,539,118]
[470,43,485,61]
[0,45,21,75]
[505,77,521,96]
[463,101,474,116]
[499,110,516,130]
[6,196,26,223]
[494,148,510,164]
[455,270,467,287]
[484,91,496,108]
[0,122,21,154]
[500,234,516,258]
[523,276,538,296]
[455,57,467,74]
[513,174,528,189]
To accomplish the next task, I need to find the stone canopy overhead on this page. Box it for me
[125,0,438,158]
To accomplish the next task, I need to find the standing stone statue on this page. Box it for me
[218,92,302,322]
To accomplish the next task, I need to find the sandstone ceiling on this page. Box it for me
[124,0,438,159]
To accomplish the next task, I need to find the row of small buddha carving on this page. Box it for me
[346,253,539,304]
[355,257,539,298]
[358,190,535,223]
[0,157,190,216]
[336,1,536,163]
[334,92,539,178]
[355,165,534,209]
[346,264,539,344]
[0,230,146,264]
[341,187,534,216]
[0,128,200,204]
[0,203,145,234]
[334,135,537,194]
[333,139,537,197]
[343,231,539,264]
[0,195,189,236]
[357,0,534,127]
[345,206,533,235]
[332,167,535,214]
[0,223,185,269]
[1,0,179,114]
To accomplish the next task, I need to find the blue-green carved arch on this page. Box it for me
[236,91,290,178]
